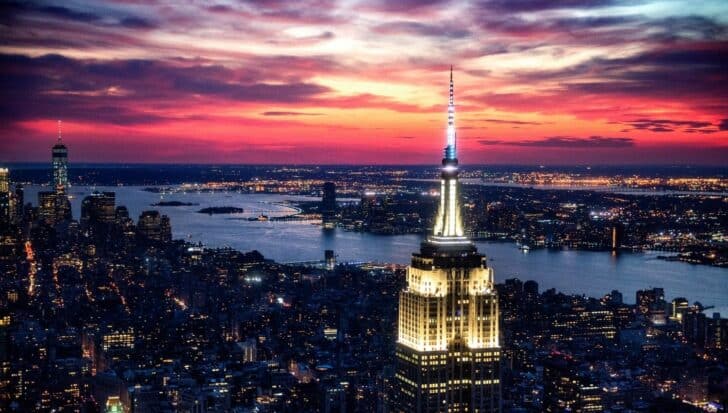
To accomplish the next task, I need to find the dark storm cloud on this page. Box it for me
[238,0,344,24]
[175,79,328,102]
[0,2,99,23]
[1,1,159,30]
[478,136,634,147]
[36,5,102,22]
[118,16,157,29]
[467,5,726,49]
[364,0,452,12]
[621,119,720,134]
[648,16,727,42]
[508,44,728,104]
[0,53,330,125]
[476,0,622,12]
[260,9,342,24]
[374,21,471,38]
[479,14,639,34]
[550,15,641,29]
[206,4,233,13]
[630,120,713,129]
[262,111,324,116]
[683,129,719,134]
[480,118,542,125]
[464,13,661,49]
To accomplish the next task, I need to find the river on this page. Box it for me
[24,185,728,314]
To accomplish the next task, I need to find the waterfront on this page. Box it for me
[25,185,728,313]
[460,179,728,197]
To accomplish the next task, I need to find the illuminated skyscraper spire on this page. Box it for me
[432,68,464,238]
[393,70,501,413]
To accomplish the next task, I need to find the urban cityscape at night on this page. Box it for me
[1,0,727,412]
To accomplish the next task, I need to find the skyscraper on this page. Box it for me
[0,168,8,193]
[14,184,24,222]
[0,168,10,226]
[321,182,337,229]
[81,191,117,227]
[393,69,501,412]
[137,210,172,243]
[52,120,69,194]
[38,191,58,225]
[51,121,72,222]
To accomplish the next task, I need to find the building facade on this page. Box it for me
[392,70,501,413]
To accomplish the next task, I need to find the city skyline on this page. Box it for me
[1,0,728,165]
[1,65,726,411]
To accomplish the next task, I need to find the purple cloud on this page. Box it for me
[621,118,720,134]
[480,118,542,125]
[478,136,634,147]
[262,111,324,116]
[0,53,331,125]
[374,21,471,38]
[476,0,622,12]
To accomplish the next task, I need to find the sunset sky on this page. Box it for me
[1,0,727,165]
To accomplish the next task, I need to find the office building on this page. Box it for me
[81,192,117,227]
[322,182,337,229]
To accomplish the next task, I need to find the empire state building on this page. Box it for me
[392,70,501,412]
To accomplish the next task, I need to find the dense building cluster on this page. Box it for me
[320,184,727,267]
[1,177,727,411]
[498,281,728,411]
[1,191,403,411]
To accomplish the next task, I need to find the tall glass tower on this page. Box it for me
[52,120,69,194]
[392,69,501,412]
[51,120,72,222]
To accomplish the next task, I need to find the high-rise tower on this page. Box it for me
[52,120,69,194]
[0,168,10,226]
[392,69,501,412]
[321,182,337,229]
[51,120,72,222]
